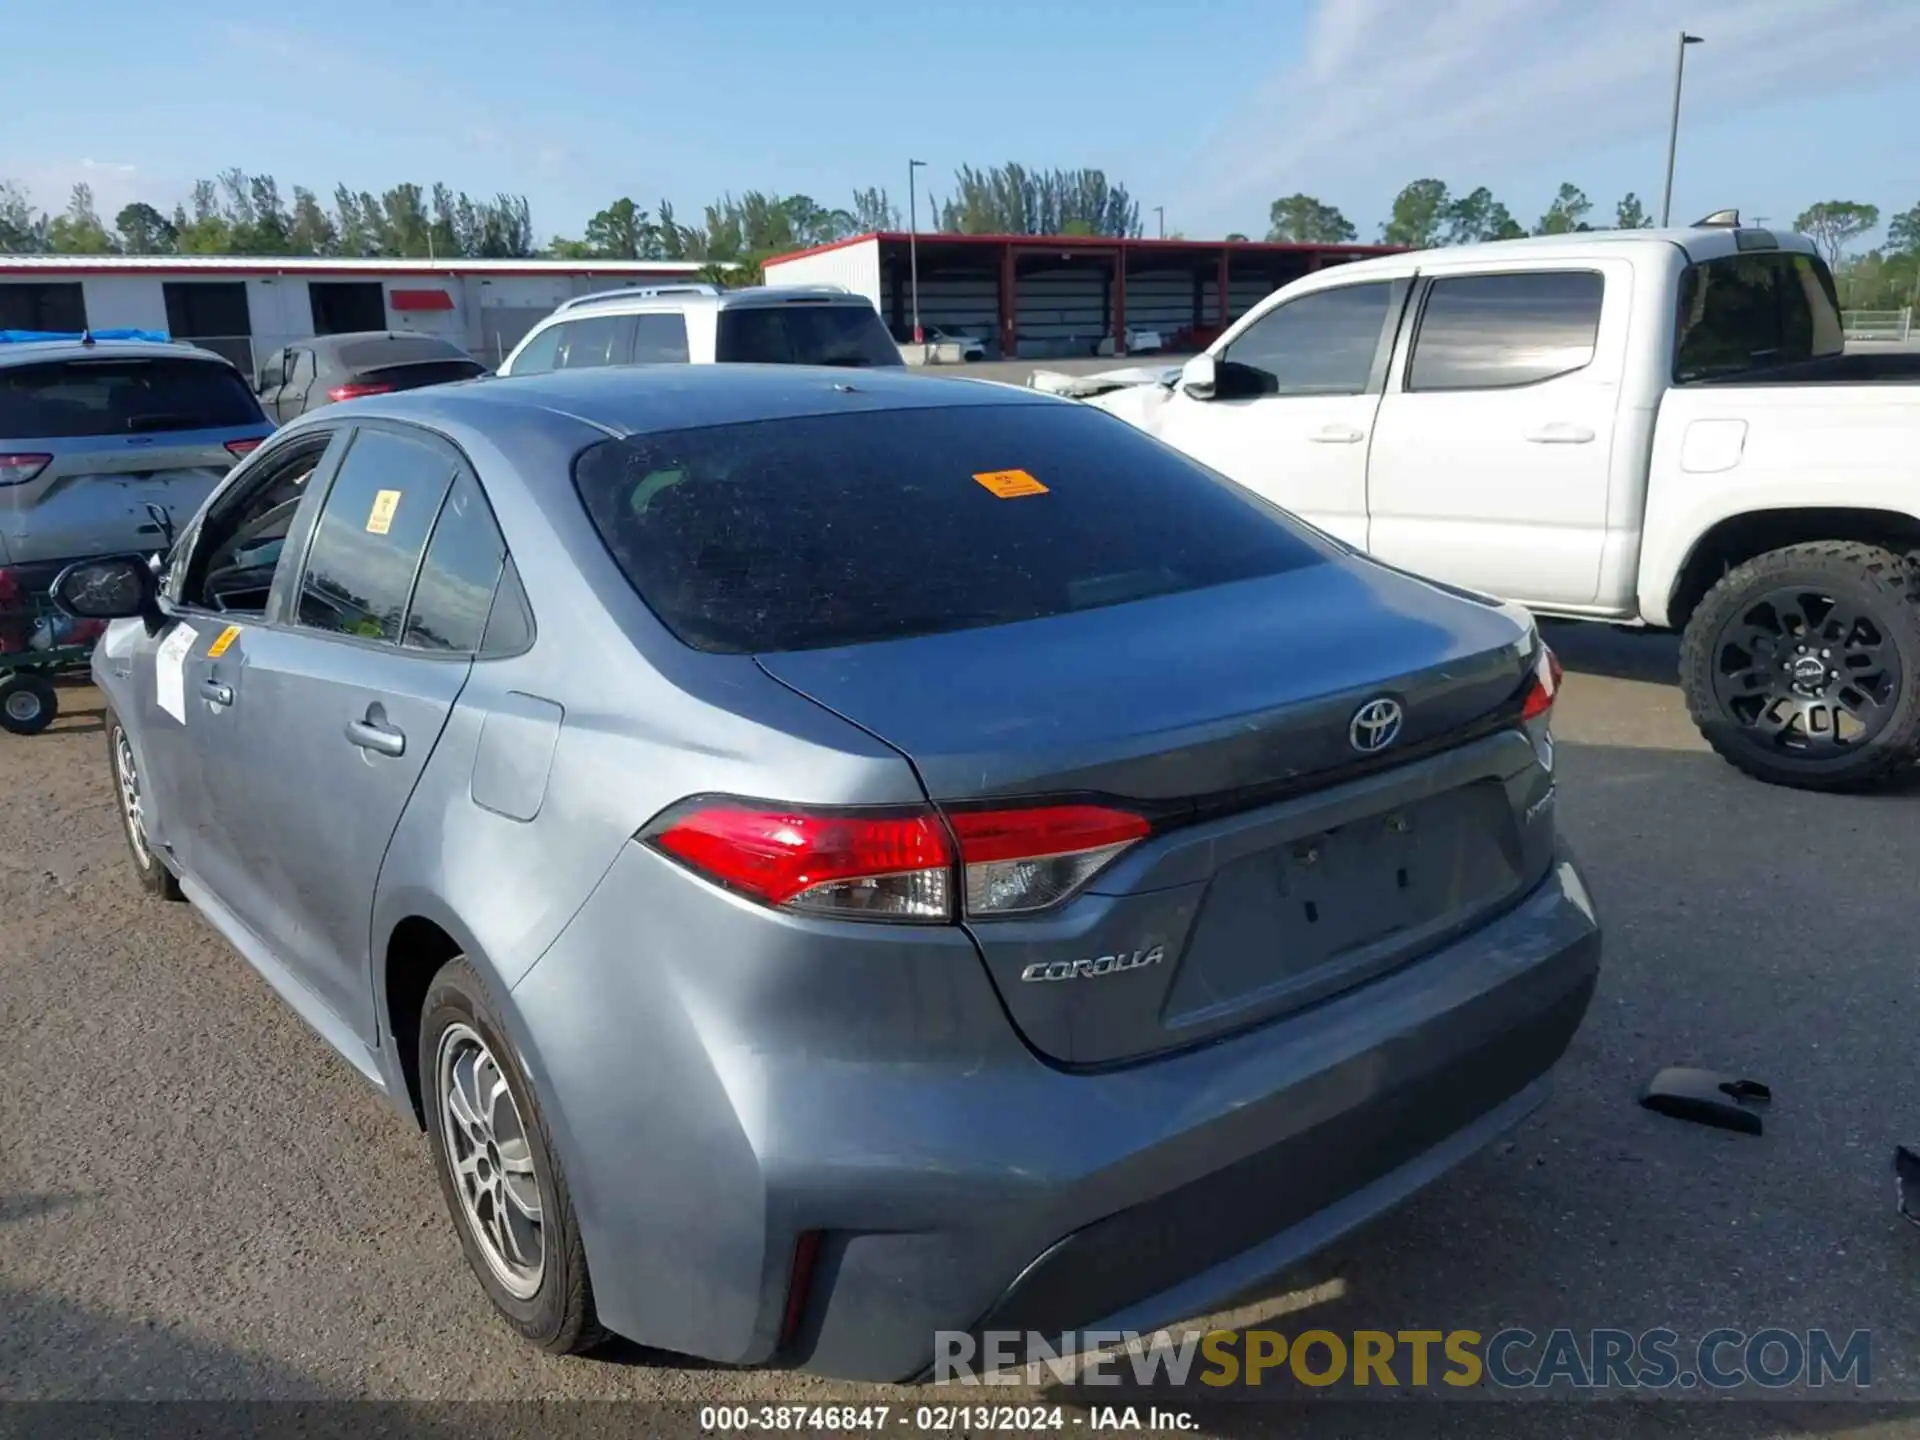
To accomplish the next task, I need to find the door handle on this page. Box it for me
[346,717,406,757]
[1524,423,1595,444]
[199,678,233,706]
[1308,425,1366,444]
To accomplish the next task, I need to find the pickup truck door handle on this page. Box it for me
[346,714,406,758]
[1308,425,1366,444]
[1524,423,1596,444]
[198,678,233,706]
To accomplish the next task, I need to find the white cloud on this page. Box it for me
[1177,0,1920,233]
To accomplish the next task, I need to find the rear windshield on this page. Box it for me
[335,336,467,368]
[360,358,487,389]
[0,356,264,439]
[1674,251,1846,383]
[572,400,1330,654]
[714,303,902,367]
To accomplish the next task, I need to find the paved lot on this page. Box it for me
[3,623,1919,1436]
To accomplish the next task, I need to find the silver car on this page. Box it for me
[60,364,1599,1381]
[0,337,272,585]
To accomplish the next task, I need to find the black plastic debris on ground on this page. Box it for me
[1639,1067,1771,1135]
[1896,1146,1920,1227]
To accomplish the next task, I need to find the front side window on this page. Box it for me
[572,400,1330,655]
[555,316,627,370]
[1220,283,1397,396]
[1674,251,1845,383]
[295,426,455,642]
[179,432,337,615]
[1407,271,1605,392]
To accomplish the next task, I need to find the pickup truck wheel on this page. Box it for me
[421,959,605,1355]
[1680,542,1920,790]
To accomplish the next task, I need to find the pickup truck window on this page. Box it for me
[1218,282,1395,396]
[1674,252,1846,384]
[1407,271,1603,392]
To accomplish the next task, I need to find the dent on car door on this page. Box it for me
[1151,280,1406,550]
[191,422,487,1045]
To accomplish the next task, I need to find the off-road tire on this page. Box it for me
[1680,541,1920,791]
[420,958,605,1355]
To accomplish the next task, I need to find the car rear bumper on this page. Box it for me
[507,844,1599,1382]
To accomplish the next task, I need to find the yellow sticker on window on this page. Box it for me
[207,624,242,658]
[973,468,1049,498]
[366,488,402,535]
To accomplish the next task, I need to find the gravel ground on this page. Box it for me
[2,622,1918,1438]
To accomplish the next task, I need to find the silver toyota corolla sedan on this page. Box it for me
[57,364,1600,1381]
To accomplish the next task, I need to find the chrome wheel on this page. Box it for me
[436,1022,544,1299]
[111,725,152,867]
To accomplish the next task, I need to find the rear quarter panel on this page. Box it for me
[1638,383,1920,626]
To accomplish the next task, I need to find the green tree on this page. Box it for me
[114,201,176,254]
[1266,193,1357,243]
[583,197,653,258]
[288,187,336,255]
[1443,186,1522,244]
[47,184,116,253]
[1534,183,1593,235]
[0,181,47,252]
[1225,231,1249,241]
[1380,179,1450,247]
[1794,200,1880,266]
[936,164,1140,237]
[1614,192,1652,229]
[1887,201,1920,256]
[849,186,899,232]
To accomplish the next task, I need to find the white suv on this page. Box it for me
[499,284,904,375]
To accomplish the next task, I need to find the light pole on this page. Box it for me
[1154,206,1164,239]
[1660,31,1704,227]
[908,158,927,345]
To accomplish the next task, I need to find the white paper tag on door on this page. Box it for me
[155,623,198,724]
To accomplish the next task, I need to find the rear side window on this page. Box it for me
[0,356,264,438]
[631,312,691,363]
[404,470,507,653]
[1407,271,1604,391]
[572,401,1329,654]
[714,304,901,366]
[296,426,455,642]
[556,316,627,370]
[1674,252,1845,383]
[1221,283,1396,395]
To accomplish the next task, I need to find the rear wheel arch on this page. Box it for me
[1666,507,1920,631]
[384,915,465,1127]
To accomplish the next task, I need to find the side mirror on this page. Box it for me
[1179,352,1218,400]
[51,555,159,622]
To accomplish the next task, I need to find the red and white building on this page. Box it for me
[0,254,707,376]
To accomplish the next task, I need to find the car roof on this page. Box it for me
[1316,224,1819,282]
[335,361,1057,438]
[555,284,870,318]
[0,338,236,369]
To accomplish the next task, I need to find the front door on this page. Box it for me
[185,422,472,1043]
[1365,263,1626,608]
[1150,278,1409,550]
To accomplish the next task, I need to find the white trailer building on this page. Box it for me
[0,254,708,378]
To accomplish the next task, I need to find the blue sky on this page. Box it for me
[6,0,1919,247]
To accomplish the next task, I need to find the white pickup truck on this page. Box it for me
[1055,216,1920,792]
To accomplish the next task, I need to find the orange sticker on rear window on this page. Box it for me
[973,468,1049,498]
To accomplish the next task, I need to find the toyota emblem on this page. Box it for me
[1349,697,1403,754]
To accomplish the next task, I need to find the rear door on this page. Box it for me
[279,347,317,420]
[1365,262,1627,607]
[0,352,270,565]
[1150,278,1409,550]
[186,421,488,1043]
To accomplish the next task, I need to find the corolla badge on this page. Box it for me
[1349,697,1404,753]
[1020,946,1166,983]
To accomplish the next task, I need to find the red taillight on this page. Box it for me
[1520,644,1563,723]
[225,437,262,458]
[643,798,1151,920]
[645,803,953,920]
[950,803,1151,915]
[0,453,52,486]
[328,382,394,402]
[780,1231,822,1350]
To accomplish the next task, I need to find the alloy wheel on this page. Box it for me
[435,1022,545,1299]
[1710,586,1902,757]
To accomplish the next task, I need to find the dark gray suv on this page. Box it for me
[64,364,1599,1381]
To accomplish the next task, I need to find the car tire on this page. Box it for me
[104,709,185,899]
[421,958,605,1355]
[0,672,58,736]
[1680,540,1920,790]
